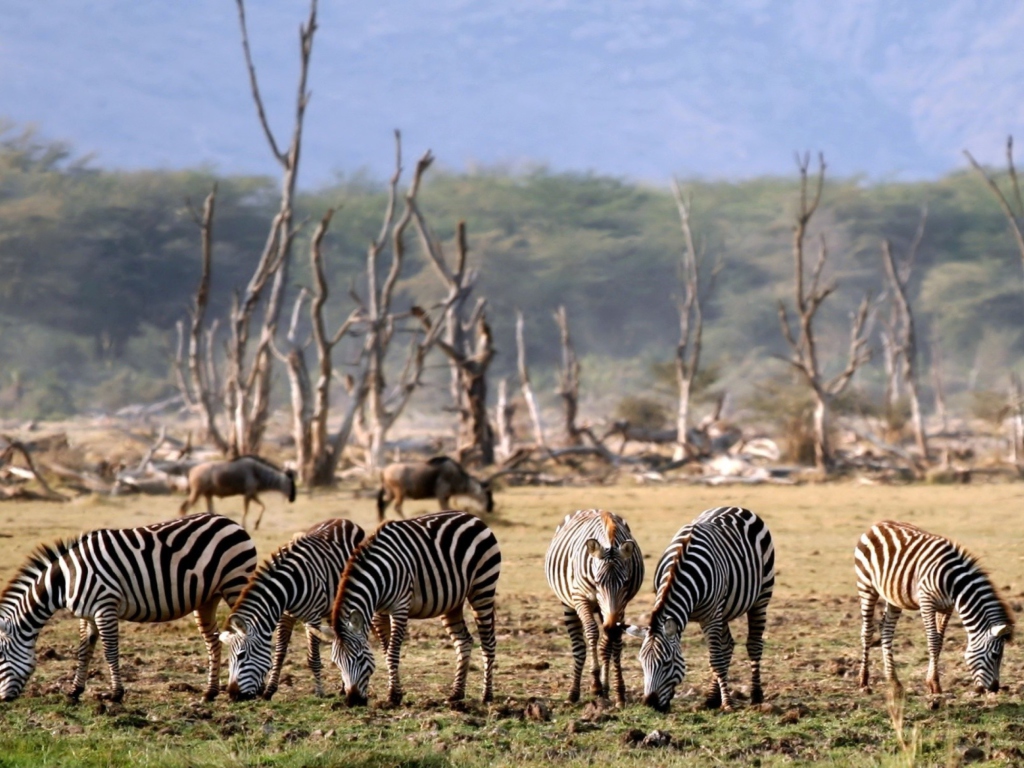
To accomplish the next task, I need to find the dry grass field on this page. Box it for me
[1,481,1024,766]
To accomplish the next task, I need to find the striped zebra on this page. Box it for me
[545,509,644,704]
[308,510,501,707]
[0,513,256,702]
[628,506,775,712]
[855,520,1013,695]
[220,518,366,701]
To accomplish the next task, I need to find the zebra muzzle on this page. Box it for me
[644,692,671,712]
[345,688,369,707]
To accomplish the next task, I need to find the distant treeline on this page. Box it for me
[1,122,1021,418]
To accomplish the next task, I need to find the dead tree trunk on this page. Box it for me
[670,180,719,460]
[777,153,872,472]
[495,378,515,461]
[965,137,1024,296]
[931,334,949,433]
[553,305,582,447]
[880,206,928,460]
[1009,373,1024,469]
[175,185,229,452]
[515,310,546,451]
[409,213,496,465]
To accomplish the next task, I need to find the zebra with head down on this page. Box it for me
[628,506,775,713]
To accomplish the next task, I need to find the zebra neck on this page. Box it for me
[235,576,293,635]
[952,571,1007,636]
[9,564,66,639]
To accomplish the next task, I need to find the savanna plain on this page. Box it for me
[1,482,1024,767]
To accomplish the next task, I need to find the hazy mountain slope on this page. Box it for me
[1,1,1022,184]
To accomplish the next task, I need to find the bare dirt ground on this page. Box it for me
[1,481,1024,766]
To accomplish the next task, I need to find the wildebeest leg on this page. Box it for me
[394,492,405,519]
[252,495,267,530]
[264,613,296,700]
[69,618,98,702]
[94,607,124,702]
[194,600,223,701]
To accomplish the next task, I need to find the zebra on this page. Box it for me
[544,509,644,704]
[855,520,1013,695]
[0,513,256,702]
[220,518,366,701]
[307,510,501,707]
[627,506,775,712]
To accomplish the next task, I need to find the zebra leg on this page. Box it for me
[879,602,903,695]
[562,605,587,703]
[857,585,880,690]
[702,617,736,711]
[69,618,98,702]
[471,599,497,704]
[94,609,125,703]
[302,620,327,698]
[385,610,409,706]
[920,598,943,695]
[371,613,392,655]
[746,597,770,705]
[574,600,604,698]
[936,609,951,639]
[442,607,474,703]
[264,613,296,700]
[194,601,223,701]
[599,622,626,705]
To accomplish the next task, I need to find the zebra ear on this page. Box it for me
[347,611,366,635]
[619,540,637,560]
[307,625,336,643]
[227,615,247,634]
[624,625,648,639]
[218,630,234,645]
[664,617,680,640]
[991,623,1012,639]
[585,538,606,559]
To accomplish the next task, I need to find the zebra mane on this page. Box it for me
[950,540,1016,635]
[331,523,391,625]
[229,536,302,615]
[649,539,687,628]
[0,539,74,614]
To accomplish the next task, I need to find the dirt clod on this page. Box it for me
[962,746,986,763]
[622,728,646,746]
[641,729,672,748]
[524,698,551,722]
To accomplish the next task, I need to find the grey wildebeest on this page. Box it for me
[376,456,493,522]
[179,455,296,531]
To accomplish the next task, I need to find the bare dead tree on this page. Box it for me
[554,305,582,446]
[931,334,949,434]
[1009,373,1024,469]
[175,186,229,452]
[274,210,368,485]
[362,140,455,471]
[494,378,516,461]
[880,206,929,459]
[409,210,496,465]
[964,137,1024,293]
[670,179,719,460]
[777,153,872,472]
[515,310,547,452]
[222,0,317,456]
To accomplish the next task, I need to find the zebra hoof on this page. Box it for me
[751,687,764,705]
[67,687,84,704]
[202,689,219,703]
[568,690,580,704]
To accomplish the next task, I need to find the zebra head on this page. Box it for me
[317,610,375,706]
[0,618,36,702]
[965,622,1012,693]
[220,615,272,702]
[629,615,686,712]
[585,538,638,629]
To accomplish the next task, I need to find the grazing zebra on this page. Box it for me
[545,509,644,704]
[308,510,501,707]
[221,518,366,701]
[0,513,256,702]
[179,455,297,530]
[628,506,775,712]
[855,520,1013,695]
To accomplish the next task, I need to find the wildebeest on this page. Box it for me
[376,456,493,522]
[179,455,296,530]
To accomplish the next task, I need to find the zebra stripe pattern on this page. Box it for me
[313,510,501,707]
[855,520,1013,695]
[634,506,775,712]
[0,513,256,702]
[545,509,644,704]
[221,518,366,701]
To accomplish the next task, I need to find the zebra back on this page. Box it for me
[545,509,644,625]
[651,506,775,629]
[332,510,502,628]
